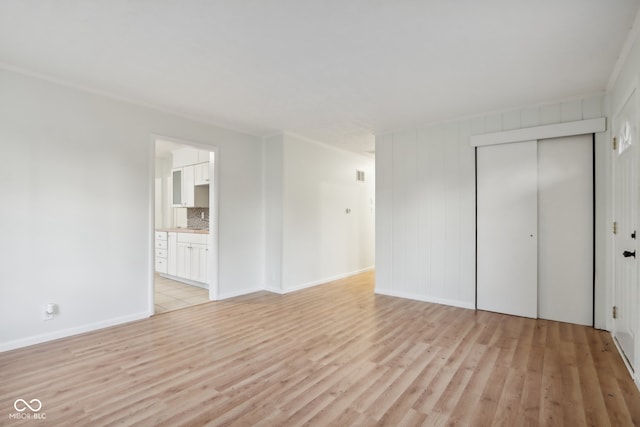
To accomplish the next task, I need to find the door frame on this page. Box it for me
[474,136,595,324]
[471,118,605,324]
[610,83,640,382]
[148,134,220,314]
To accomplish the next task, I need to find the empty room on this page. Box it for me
[1,1,640,425]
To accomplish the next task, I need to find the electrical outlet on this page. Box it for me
[42,303,56,321]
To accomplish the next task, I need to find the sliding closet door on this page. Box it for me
[538,135,593,325]
[477,141,538,318]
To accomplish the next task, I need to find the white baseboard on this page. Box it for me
[274,266,375,294]
[610,331,639,392]
[0,311,150,353]
[216,286,262,300]
[158,273,208,289]
[173,269,373,302]
[374,287,475,310]
[263,285,284,294]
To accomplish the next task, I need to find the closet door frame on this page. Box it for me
[472,118,604,323]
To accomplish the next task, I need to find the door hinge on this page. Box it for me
[613,221,618,234]
[613,137,618,151]
[613,306,617,319]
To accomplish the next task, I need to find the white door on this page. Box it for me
[477,141,538,318]
[613,90,638,369]
[537,135,593,325]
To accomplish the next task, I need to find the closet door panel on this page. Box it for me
[477,141,538,318]
[538,135,593,325]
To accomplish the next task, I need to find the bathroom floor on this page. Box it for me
[154,274,209,314]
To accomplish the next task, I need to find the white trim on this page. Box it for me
[376,95,604,139]
[609,83,640,387]
[0,62,260,138]
[285,267,375,293]
[374,288,475,310]
[264,286,285,294]
[208,148,220,301]
[150,135,220,305]
[470,118,606,147]
[268,267,375,295]
[216,286,262,300]
[611,332,638,385]
[148,136,157,315]
[608,84,638,334]
[0,311,150,353]
[282,131,374,160]
[158,273,208,289]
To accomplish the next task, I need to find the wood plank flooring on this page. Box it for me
[1,271,639,426]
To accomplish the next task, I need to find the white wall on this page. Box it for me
[376,97,608,318]
[282,133,375,291]
[264,134,284,291]
[265,133,375,292]
[0,68,264,350]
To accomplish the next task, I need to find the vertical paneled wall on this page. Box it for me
[376,96,605,310]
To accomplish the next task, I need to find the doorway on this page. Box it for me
[152,137,218,314]
[612,89,638,371]
[476,134,594,325]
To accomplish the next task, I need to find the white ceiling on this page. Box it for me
[1,1,638,156]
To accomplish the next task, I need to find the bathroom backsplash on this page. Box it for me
[187,208,209,230]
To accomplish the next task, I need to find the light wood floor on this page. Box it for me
[1,271,639,426]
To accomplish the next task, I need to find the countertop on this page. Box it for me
[156,228,209,234]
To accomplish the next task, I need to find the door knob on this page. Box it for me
[623,250,636,258]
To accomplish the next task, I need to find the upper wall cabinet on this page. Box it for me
[171,147,210,207]
[172,165,208,207]
[194,162,210,186]
[172,147,211,169]
[172,166,192,207]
